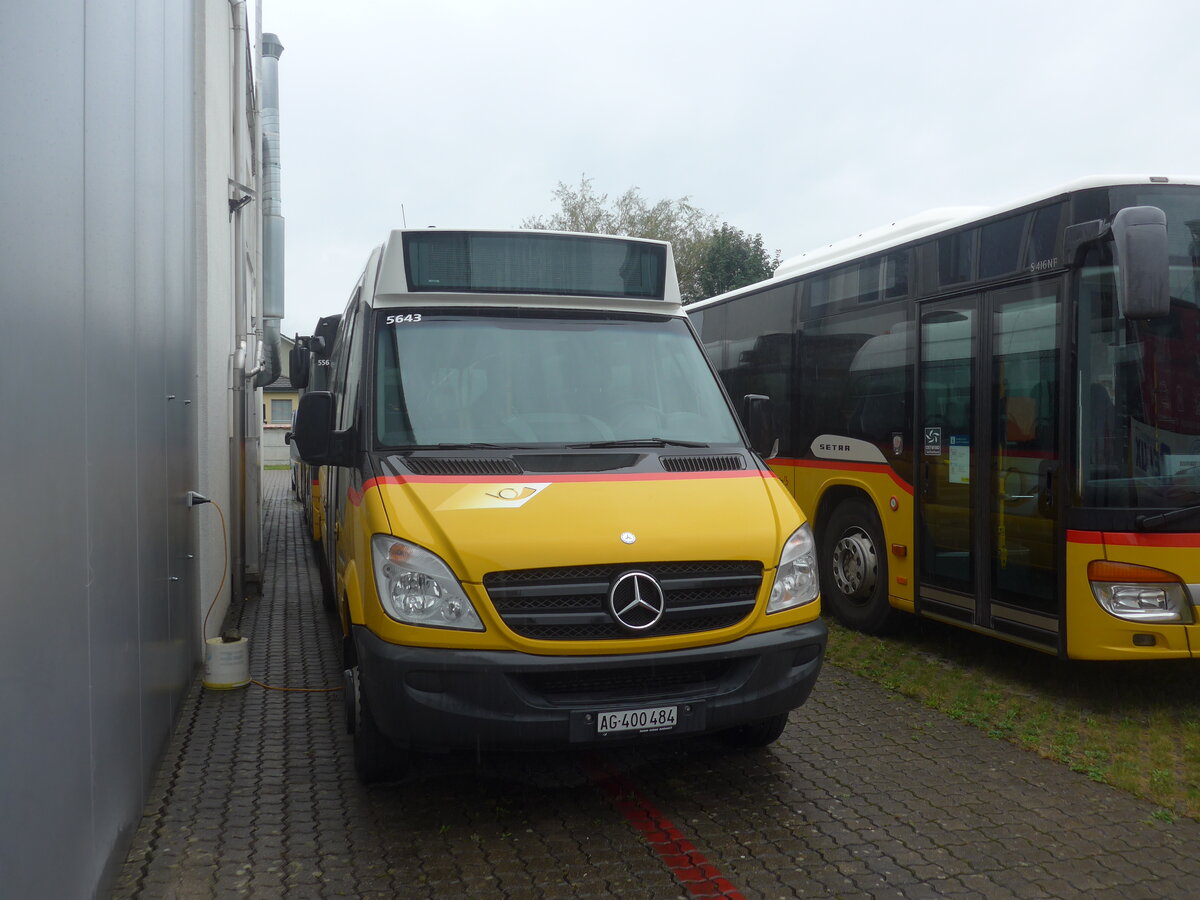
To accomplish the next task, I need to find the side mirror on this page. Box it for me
[293,391,353,466]
[289,342,311,390]
[1065,206,1170,320]
[741,394,779,459]
[1111,206,1170,320]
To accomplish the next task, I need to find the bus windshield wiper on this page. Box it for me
[1136,504,1200,531]
[567,438,710,449]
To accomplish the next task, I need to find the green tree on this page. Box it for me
[693,224,781,302]
[522,175,718,303]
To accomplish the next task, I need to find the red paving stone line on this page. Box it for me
[585,755,745,900]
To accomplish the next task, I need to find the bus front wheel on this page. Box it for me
[821,499,898,634]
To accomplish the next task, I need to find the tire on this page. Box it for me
[820,498,899,634]
[347,666,407,785]
[724,712,789,748]
[314,547,336,615]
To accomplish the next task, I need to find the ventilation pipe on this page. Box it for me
[255,32,284,388]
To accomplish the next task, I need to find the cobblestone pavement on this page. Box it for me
[114,471,1200,898]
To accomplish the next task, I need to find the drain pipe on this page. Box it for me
[227,0,252,614]
[254,32,284,388]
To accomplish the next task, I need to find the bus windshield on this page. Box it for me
[374,311,744,448]
[1078,189,1200,511]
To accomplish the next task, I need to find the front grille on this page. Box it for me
[401,457,521,476]
[660,454,746,472]
[484,561,762,641]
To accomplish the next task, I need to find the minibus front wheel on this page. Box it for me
[345,665,408,784]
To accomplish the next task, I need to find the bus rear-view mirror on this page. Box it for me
[289,343,311,390]
[1111,205,1170,320]
[293,391,344,465]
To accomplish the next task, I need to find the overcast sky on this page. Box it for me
[265,0,1199,337]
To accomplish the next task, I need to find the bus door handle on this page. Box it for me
[1037,464,1056,514]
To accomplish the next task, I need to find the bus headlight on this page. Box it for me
[371,535,484,630]
[768,524,820,613]
[1088,560,1193,624]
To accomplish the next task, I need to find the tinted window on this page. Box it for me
[337,298,364,432]
[938,230,975,285]
[1024,203,1063,269]
[980,214,1026,278]
[693,304,727,370]
[883,250,911,300]
[797,303,912,465]
[714,284,797,452]
[810,258,886,308]
[403,231,667,300]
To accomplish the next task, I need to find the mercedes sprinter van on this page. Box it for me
[292,229,826,782]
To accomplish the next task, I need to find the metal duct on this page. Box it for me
[255,32,284,387]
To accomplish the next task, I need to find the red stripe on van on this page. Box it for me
[363,469,775,490]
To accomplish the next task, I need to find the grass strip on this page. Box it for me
[823,617,1200,821]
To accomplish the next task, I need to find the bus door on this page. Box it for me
[916,285,1063,651]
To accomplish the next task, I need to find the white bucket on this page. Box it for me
[203,637,251,689]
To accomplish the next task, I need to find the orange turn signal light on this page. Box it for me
[1087,560,1178,583]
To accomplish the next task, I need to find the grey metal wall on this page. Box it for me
[0,1,198,897]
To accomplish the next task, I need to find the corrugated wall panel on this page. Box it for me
[163,0,199,703]
[132,0,178,794]
[84,0,145,890]
[0,2,94,897]
[0,1,200,896]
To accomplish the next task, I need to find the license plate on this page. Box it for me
[597,705,678,735]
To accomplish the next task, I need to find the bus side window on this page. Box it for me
[855,391,907,443]
[1004,396,1037,444]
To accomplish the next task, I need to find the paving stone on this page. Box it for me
[112,471,1200,899]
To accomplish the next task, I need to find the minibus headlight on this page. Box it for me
[1088,560,1193,624]
[768,524,820,613]
[371,535,484,631]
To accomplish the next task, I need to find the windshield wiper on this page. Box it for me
[567,438,710,449]
[1136,504,1200,531]
[402,442,513,450]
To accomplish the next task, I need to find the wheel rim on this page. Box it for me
[831,527,879,602]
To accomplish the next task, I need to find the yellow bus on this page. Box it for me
[291,228,826,782]
[689,176,1200,660]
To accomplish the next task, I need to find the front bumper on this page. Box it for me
[354,621,827,751]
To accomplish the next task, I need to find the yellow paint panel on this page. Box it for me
[343,472,817,654]
[1065,535,1199,659]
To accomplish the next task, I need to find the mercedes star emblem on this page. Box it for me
[607,571,666,632]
